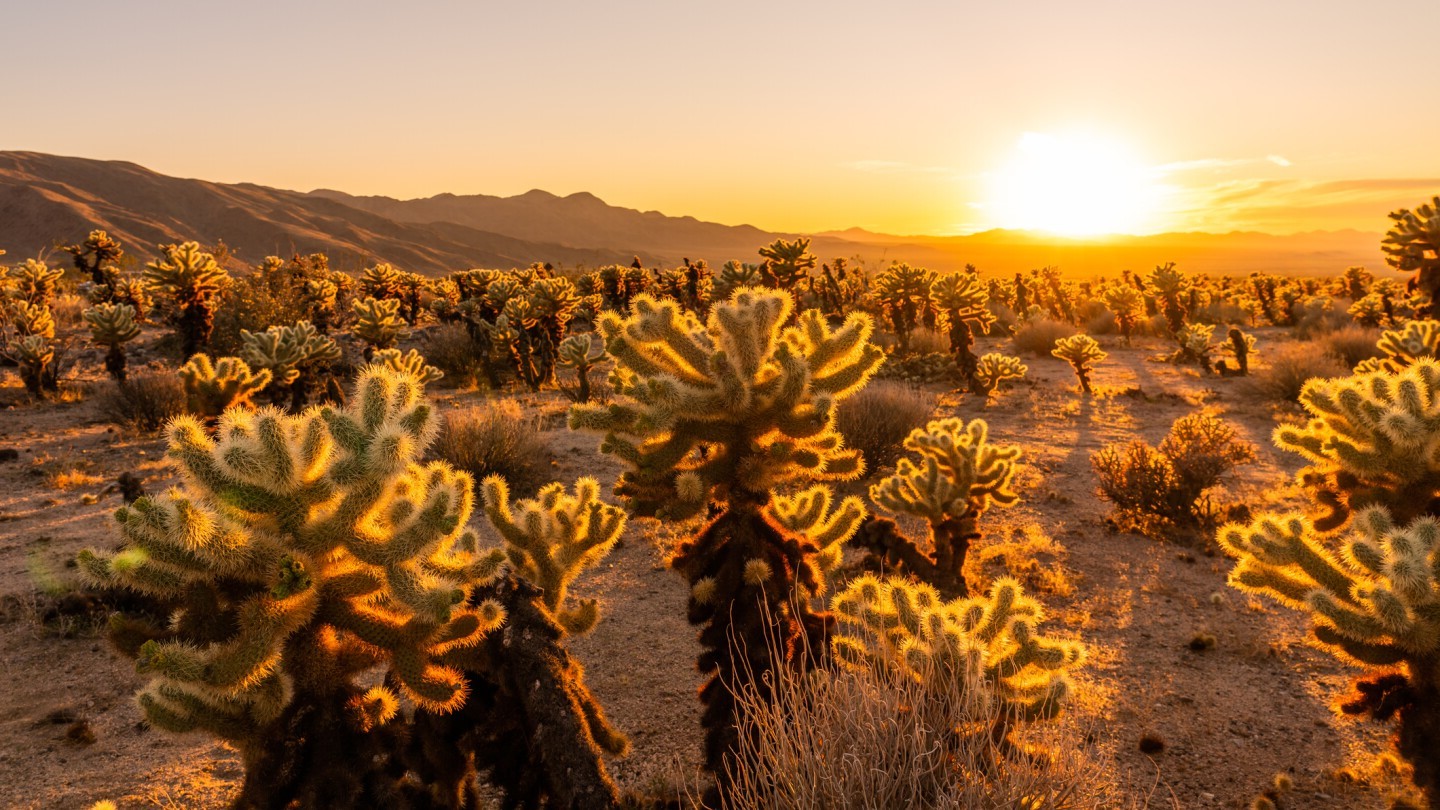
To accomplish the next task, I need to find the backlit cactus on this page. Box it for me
[831,574,1084,758]
[930,268,997,392]
[370,347,443,385]
[6,334,55,397]
[1103,284,1145,344]
[974,352,1027,397]
[861,418,1021,595]
[557,332,604,403]
[1147,262,1190,334]
[13,258,64,307]
[76,368,508,805]
[874,262,937,354]
[571,286,883,779]
[1383,196,1440,318]
[1051,333,1106,395]
[240,320,342,409]
[756,237,817,293]
[766,486,866,589]
[179,354,272,423]
[144,242,228,356]
[84,302,142,381]
[1171,322,1216,369]
[8,299,55,338]
[1356,320,1440,374]
[352,295,406,355]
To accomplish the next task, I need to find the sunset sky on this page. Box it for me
[6,0,1438,237]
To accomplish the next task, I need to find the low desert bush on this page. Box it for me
[95,373,185,431]
[428,398,551,494]
[1244,343,1347,403]
[420,322,484,387]
[1092,412,1255,537]
[835,379,933,470]
[1322,325,1383,369]
[1012,318,1078,357]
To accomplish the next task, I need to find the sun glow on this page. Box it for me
[985,132,1164,237]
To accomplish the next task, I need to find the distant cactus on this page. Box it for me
[1103,284,1145,344]
[1051,334,1107,394]
[13,259,64,307]
[1218,327,1255,376]
[1171,322,1217,369]
[557,332,604,403]
[83,302,141,381]
[8,299,55,338]
[77,368,509,806]
[370,347,443,384]
[713,260,764,302]
[570,286,883,778]
[144,242,228,356]
[178,354,271,424]
[757,237,817,293]
[832,575,1085,755]
[352,296,406,356]
[874,262,937,354]
[63,229,125,286]
[859,418,1020,595]
[6,334,55,397]
[974,352,1027,396]
[240,320,342,409]
[930,268,996,392]
[1147,262,1189,334]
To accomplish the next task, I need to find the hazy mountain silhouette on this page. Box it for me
[0,151,1392,277]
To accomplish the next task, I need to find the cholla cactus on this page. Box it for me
[370,348,443,385]
[1341,265,1375,300]
[63,229,125,286]
[766,486,866,589]
[144,242,228,356]
[1171,322,1216,369]
[77,368,508,806]
[557,332,604,403]
[874,263,936,354]
[930,269,996,392]
[1383,196,1440,318]
[480,476,625,638]
[1219,327,1255,376]
[1103,284,1145,345]
[352,296,406,356]
[360,262,405,302]
[1219,508,1440,803]
[13,259,64,307]
[179,354,272,423]
[240,320,342,409]
[571,286,883,777]
[974,353,1027,397]
[1147,262,1189,334]
[757,237,817,293]
[8,299,55,338]
[1357,320,1440,374]
[863,418,1021,595]
[1277,358,1440,529]
[84,302,142,381]
[1349,293,1394,329]
[831,575,1084,751]
[6,334,55,397]
[713,260,764,302]
[1051,334,1107,395]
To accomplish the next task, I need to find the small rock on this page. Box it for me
[0,448,18,463]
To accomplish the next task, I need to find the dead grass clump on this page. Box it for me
[835,380,933,471]
[96,373,186,431]
[429,399,551,495]
[1012,318,1078,357]
[1322,325,1382,369]
[1092,412,1255,538]
[1243,344,1347,403]
[420,323,485,388]
[716,649,1119,810]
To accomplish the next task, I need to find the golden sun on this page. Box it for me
[986,132,1162,237]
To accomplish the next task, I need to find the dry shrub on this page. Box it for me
[1322,325,1382,369]
[428,399,551,494]
[907,327,951,355]
[716,647,1120,810]
[1092,412,1255,537]
[1012,318,1078,357]
[1083,308,1117,336]
[51,294,88,329]
[836,380,933,470]
[420,323,484,388]
[96,373,186,431]
[1244,343,1347,403]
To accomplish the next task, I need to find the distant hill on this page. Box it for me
[0,151,1395,277]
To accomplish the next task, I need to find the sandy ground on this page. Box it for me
[0,328,1415,809]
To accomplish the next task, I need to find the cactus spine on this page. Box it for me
[179,354,272,424]
[570,286,883,781]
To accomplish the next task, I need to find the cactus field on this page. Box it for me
[3,211,1440,809]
